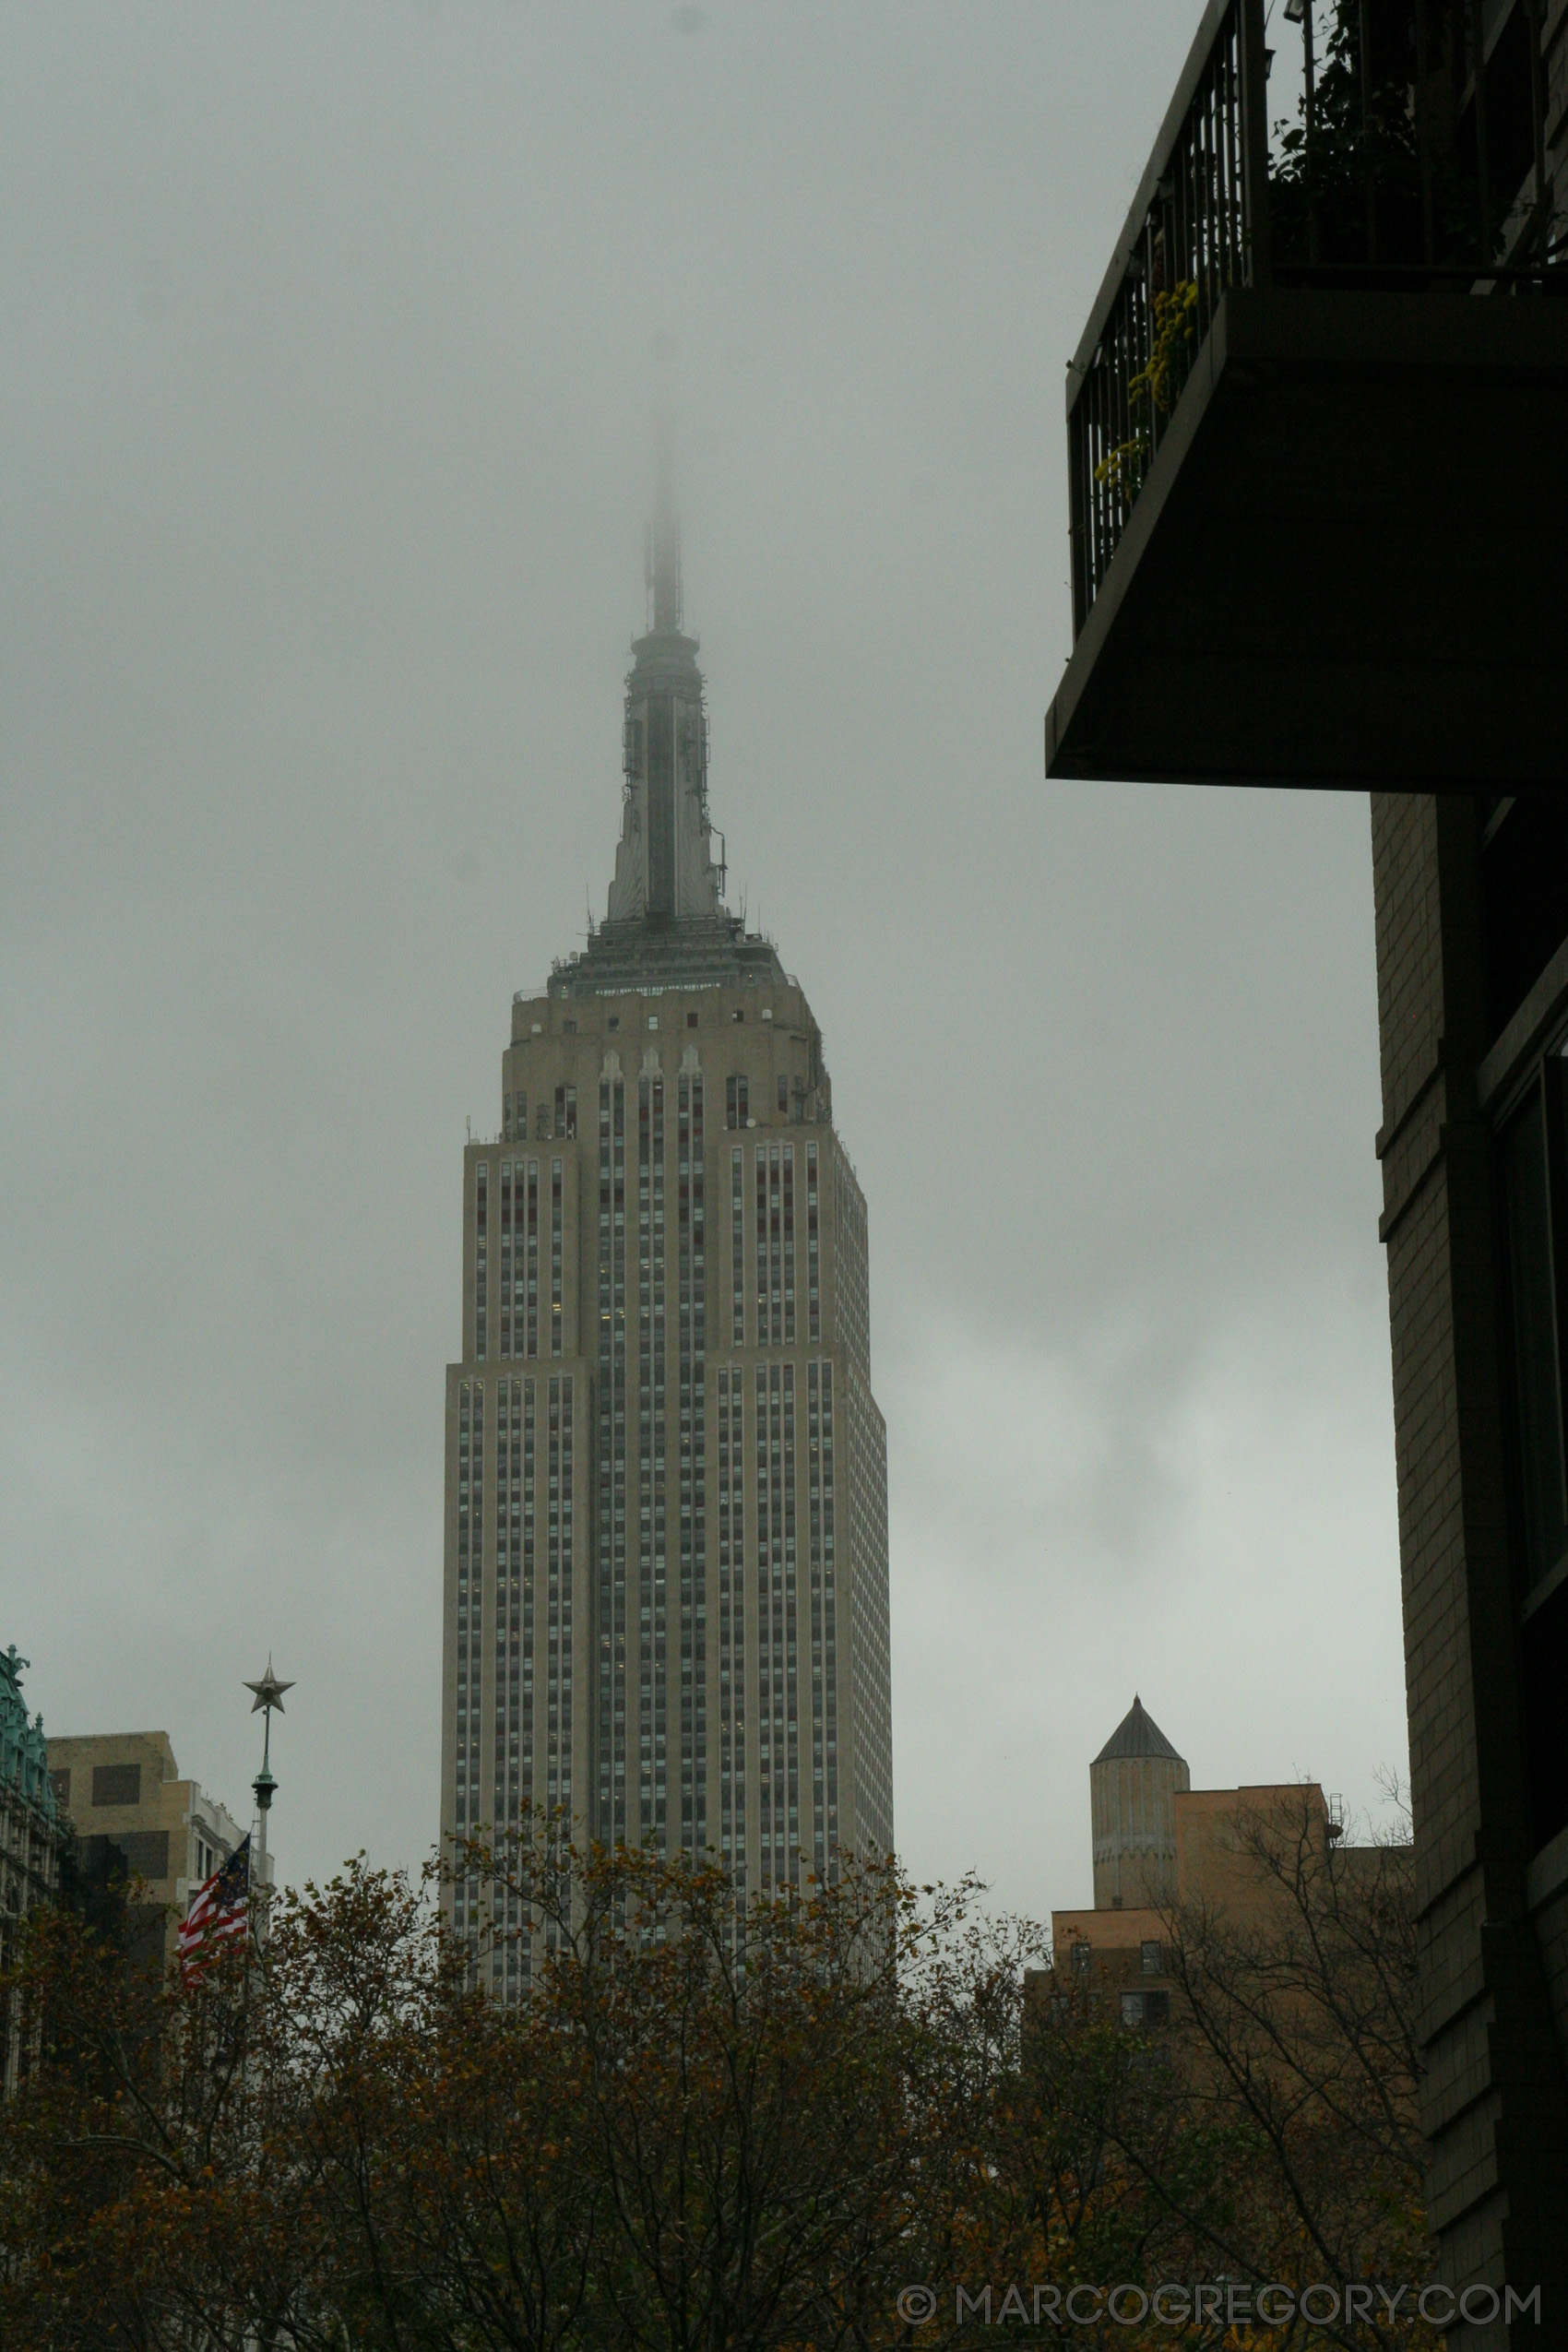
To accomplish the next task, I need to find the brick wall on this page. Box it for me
[1370,792,1568,2345]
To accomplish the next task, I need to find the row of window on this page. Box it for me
[501,1087,578,1143]
[1069,1938,1164,1975]
[519,1004,777,1040]
[638,1074,670,1846]
[678,1072,708,1861]
[597,1076,630,1846]
[1051,1988,1170,2028]
[807,1360,839,1880]
[505,1057,801,1154]
[452,1375,574,1960]
[723,1072,796,1127]
[474,1142,821,1364]
[454,1356,844,1884]
[474,1159,564,1361]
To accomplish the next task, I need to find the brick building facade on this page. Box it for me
[1040,0,1568,2331]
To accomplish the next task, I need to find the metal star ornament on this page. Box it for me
[244,1657,293,1716]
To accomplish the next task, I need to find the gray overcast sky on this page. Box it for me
[1,1,1402,1918]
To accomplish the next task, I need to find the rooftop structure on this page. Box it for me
[1092,1693,1185,1765]
[1036,1699,1356,2030]
[1091,1694,1191,1908]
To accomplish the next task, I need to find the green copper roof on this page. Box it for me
[0,1645,57,1820]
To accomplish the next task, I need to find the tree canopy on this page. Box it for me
[0,1805,1439,2352]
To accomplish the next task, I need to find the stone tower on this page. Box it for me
[439,468,893,1995]
[1090,1695,1189,1909]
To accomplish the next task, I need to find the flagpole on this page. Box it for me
[244,1657,292,1948]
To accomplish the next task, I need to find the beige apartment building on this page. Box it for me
[442,490,893,1988]
[1036,1697,1353,2026]
[48,1729,264,1957]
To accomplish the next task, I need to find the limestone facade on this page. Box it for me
[47,1728,260,1958]
[439,512,893,1991]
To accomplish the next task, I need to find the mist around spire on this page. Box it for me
[545,424,789,998]
[646,407,683,636]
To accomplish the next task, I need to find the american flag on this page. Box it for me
[178,1833,251,1979]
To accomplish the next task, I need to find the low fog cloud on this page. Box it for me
[1,3,1401,1918]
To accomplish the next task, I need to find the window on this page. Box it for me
[1502,1074,1568,1591]
[551,1161,564,1355]
[732,1008,744,1024]
[686,1010,698,1028]
[777,1074,789,1113]
[1122,1990,1169,2027]
[1497,1040,1568,1851]
[806,1142,820,1343]
[475,1162,489,1360]
[1141,1940,1163,1975]
[80,1829,169,1883]
[1070,1942,1091,1977]
[91,1764,140,1808]
[726,1073,749,1130]
[731,1146,745,1345]
[608,1015,620,1031]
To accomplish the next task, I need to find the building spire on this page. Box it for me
[646,408,682,636]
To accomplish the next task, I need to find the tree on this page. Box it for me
[1013,1785,1439,2351]
[0,1805,1438,2352]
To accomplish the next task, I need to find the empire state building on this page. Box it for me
[440,484,892,1987]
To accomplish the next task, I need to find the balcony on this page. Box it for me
[1044,0,1568,788]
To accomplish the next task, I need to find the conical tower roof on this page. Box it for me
[1093,1695,1184,1767]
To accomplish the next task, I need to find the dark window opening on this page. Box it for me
[77,1829,170,1883]
[1498,1051,1568,1851]
[1502,1079,1568,1593]
[777,1075,789,1113]
[91,1764,141,1809]
[1482,795,1568,1047]
[1523,1578,1568,1853]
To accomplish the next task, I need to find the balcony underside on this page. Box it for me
[1045,289,1568,789]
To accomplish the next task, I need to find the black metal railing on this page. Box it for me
[1068,0,1271,636]
[1066,0,1563,636]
